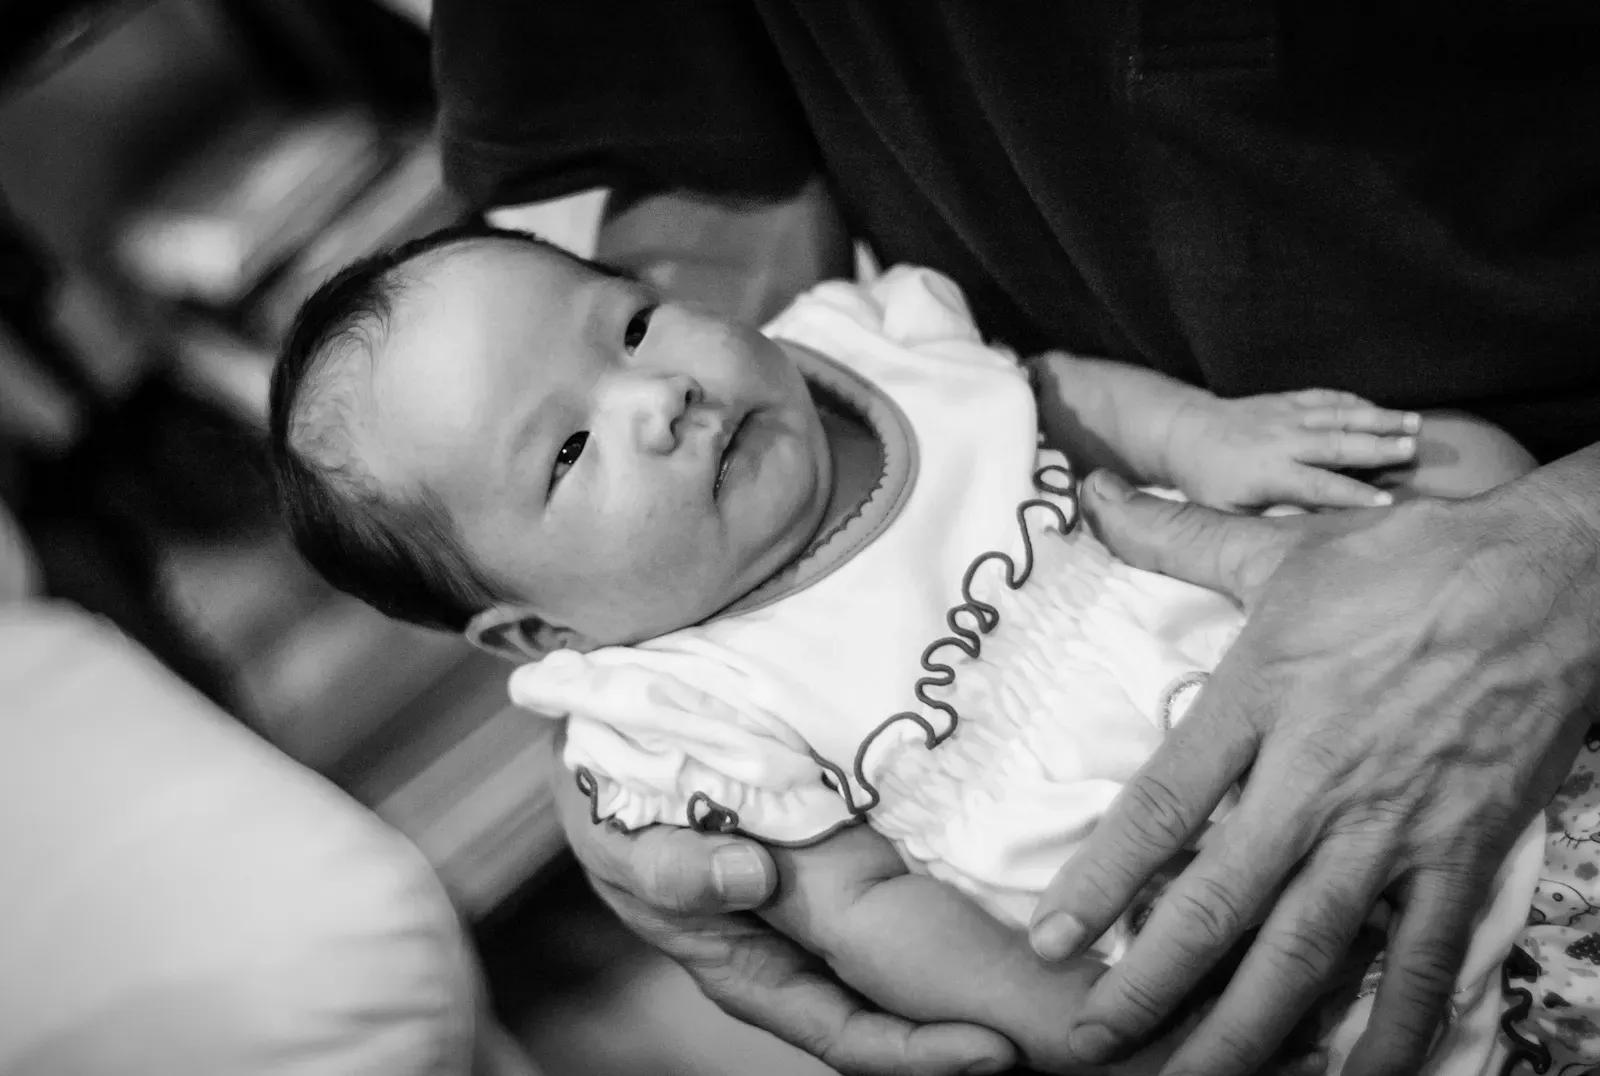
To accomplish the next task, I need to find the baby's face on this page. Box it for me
[361,238,831,646]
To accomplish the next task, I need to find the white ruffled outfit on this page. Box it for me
[511,267,1543,1076]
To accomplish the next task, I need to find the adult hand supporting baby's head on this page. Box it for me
[550,737,1019,1076]
[1034,468,1599,1076]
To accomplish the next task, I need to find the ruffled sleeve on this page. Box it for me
[871,265,1022,372]
[509,649,858,844]
[765,264,1024,378]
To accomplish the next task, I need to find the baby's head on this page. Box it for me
[269,224,831,654]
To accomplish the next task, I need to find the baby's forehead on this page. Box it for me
[409,233,595,292]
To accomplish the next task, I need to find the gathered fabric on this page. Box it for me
[509,266,1546,1073]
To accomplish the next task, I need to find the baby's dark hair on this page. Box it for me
[268,222,562,631]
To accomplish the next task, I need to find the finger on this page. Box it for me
[1298,402,1421,436]
[1030,674,1259,963]
[690,928,1018,1076]
[1289,388,1372,410]
[1156,834,1392,1076]
[552,754,776,914]
[1081,469,1301,608]
[1343,867,1481,1076]
[1293,429,1418,470]
[1264,465,1395,510]
[1062,765,1327,1066]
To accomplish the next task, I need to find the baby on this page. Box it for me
[268,224,1545,1074]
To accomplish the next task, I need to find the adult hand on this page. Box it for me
[549,739,1018,1076]
[1030,463,1600,1075]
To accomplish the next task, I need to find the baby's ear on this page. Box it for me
[464,605,589,663]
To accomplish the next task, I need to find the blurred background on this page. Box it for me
[0,2,826,1072]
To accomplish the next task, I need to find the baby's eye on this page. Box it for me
[623,306,655,352]
[552,432,589,484]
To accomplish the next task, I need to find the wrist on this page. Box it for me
[1155,390,1216,487]
[1510,443,1600,540]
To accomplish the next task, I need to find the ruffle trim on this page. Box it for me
[569,462,1090,842]
[806,463,1077,815]
[570,762,862,847]
[1497,945,1549,1076]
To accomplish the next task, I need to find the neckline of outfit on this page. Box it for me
[710,342,918,622]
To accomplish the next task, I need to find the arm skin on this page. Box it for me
[1030,352,1431,514]
[1029,353,1208,487]
[763,824,1187,1076]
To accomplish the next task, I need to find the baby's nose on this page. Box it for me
[631,373,703,453]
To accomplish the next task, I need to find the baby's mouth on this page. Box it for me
[713,413,751,499]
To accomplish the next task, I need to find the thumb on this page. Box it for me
[1080,470,1300,607]
[624,825,779,916]
[553,753,778,915]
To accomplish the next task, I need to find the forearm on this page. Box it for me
[764,831,1178,1074]
[1506,441,1600,766]
[596,175,854,325]
[1519,440,1600,535]
[836,879,1183,1074]
[1029,353,1209,486]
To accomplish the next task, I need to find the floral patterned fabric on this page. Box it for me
[1506,725,1600,1075]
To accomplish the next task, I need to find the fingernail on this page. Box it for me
[1396,436,1416,454]
[1300,1049,1331,1075]
[1282,1049,1330,1076]
[711,844,770,909]
[1404,412,1422,433]
[1030,912,1087,960]
[1092,470,1131,502]
[1069,1022,1118,1063]
[1370,490,1393,506]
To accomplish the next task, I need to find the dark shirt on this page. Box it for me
[434,2,1600,460]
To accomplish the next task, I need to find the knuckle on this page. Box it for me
[1167,875,1250,951]
[1395,933,1466,1002]
[1114,969,1174,1025]
[1289,725,1355,785]
[1216,521,1280,593]
[1203,1023,1273,1076]
[637,851,705,915]
[1070,860,1145,914]
[821,1013,918,1076]
[1264,916,1348,983]
[1308,471,1340,498]
[1121,772,1199,853]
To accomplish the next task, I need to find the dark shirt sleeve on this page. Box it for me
[432,1,819,209]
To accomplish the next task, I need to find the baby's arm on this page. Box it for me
[1029,352,1423,511]
[1029,354,1208,487]
[761,823,1184,1075]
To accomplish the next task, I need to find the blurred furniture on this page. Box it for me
[0,503,539,1076]
[0,0,573,922]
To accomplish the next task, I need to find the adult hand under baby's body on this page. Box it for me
[1030,462,1600,1076]
[1164,389,1420,511]
[547,734,1018,1076]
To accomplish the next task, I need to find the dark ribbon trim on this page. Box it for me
[571,463,1080,846]
[1499,943,1553,1075]
[809,464,1078,815]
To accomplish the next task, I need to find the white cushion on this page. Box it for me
[0,604,478,1075]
